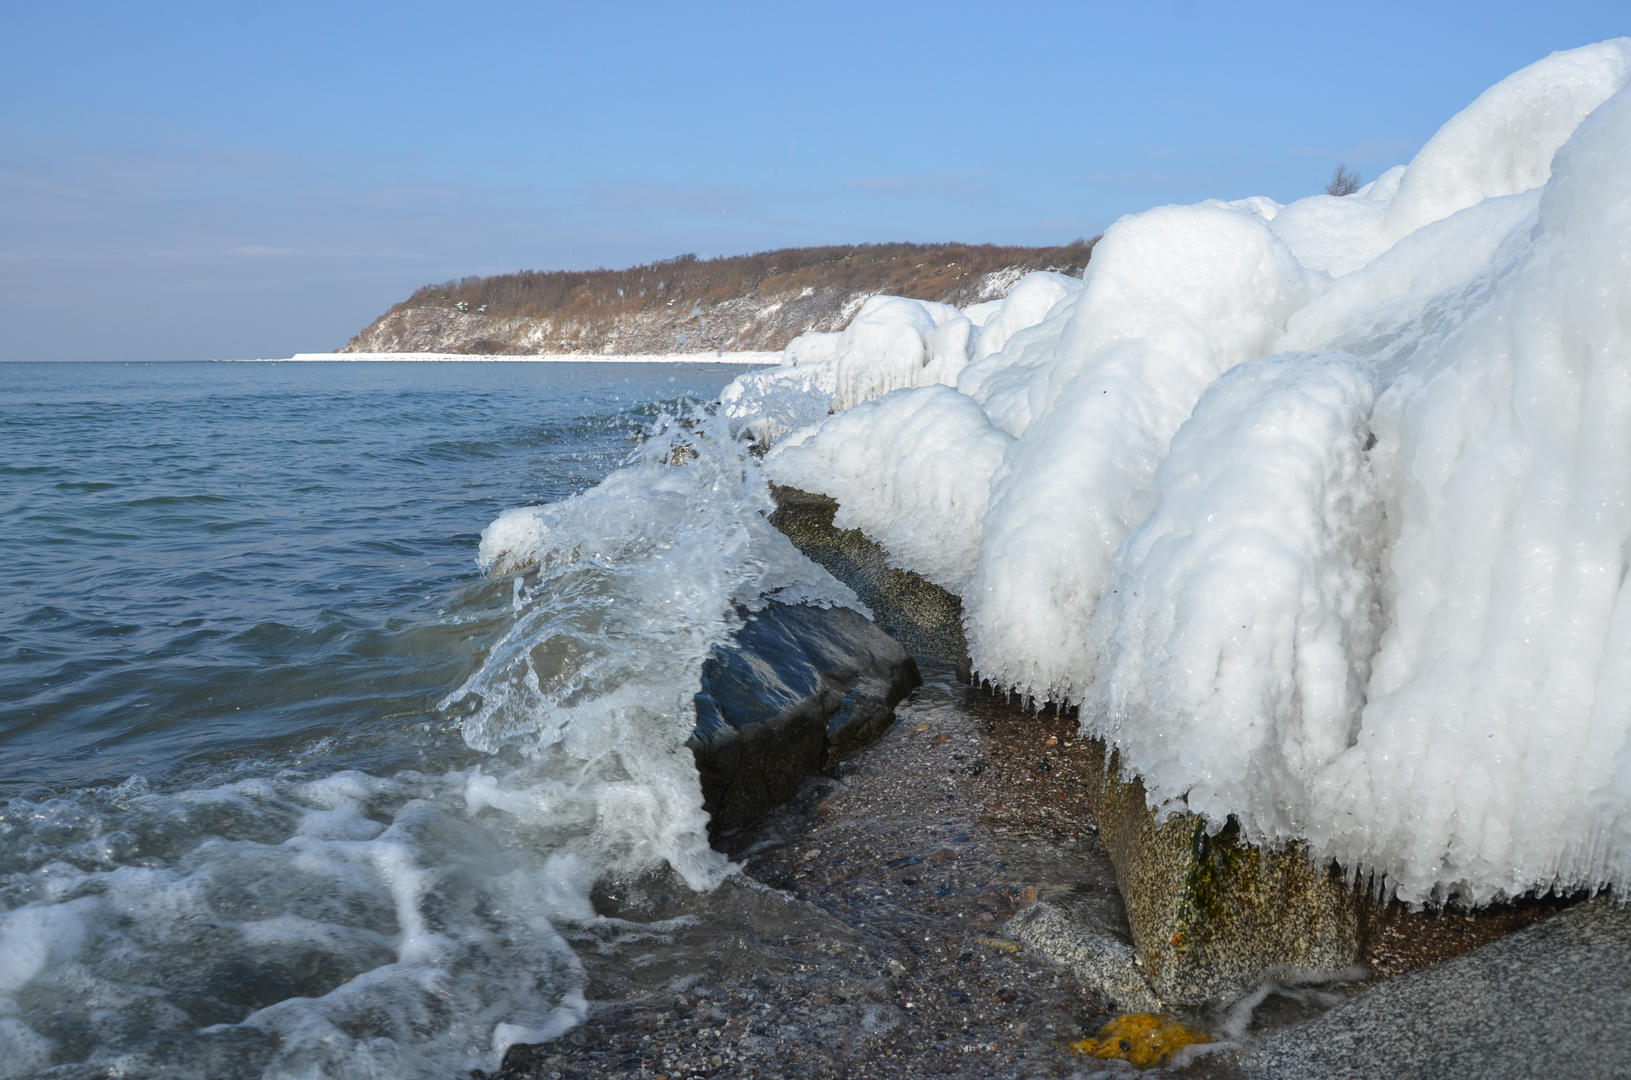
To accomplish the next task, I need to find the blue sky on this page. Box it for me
[3,1,1625,361]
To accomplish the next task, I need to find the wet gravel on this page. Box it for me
[479,662,1579,1080]
[482,662,1125,1079]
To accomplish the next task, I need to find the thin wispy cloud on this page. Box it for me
[1086,168,1217,190]
[586,182,754,215]
[845,171,987,198]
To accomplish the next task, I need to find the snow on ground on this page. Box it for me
[746,39,1631,905]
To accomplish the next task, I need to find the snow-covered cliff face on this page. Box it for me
[340,264,1062,357]
[750,40,1631,906]
[342,287,865,356]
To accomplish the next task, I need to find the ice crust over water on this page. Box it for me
[738,40,1631,904]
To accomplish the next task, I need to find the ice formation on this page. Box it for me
[736,40,1631,904]
[766,384,1011,593]
[720,272,1084,446]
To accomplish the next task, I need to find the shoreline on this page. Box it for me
[492,663,1599,1080]
[491,663,1135,1080]
[251,351,785,364]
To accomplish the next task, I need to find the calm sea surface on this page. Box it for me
[0,360,754,1079]
[1,361,748,792]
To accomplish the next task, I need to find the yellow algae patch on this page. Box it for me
[1070,1013,1209,1067]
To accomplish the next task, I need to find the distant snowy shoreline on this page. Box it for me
[239,351,783,364]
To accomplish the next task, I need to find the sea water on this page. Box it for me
[0,361,758,1079]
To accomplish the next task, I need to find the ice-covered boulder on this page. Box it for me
[721,39,1631,908]
[970,271,1083,361]
[767,275,1081,419]
[765,384,1011,594]
[779,295,970,411]
[1383,39,1631,239]
[968,199,1318,707]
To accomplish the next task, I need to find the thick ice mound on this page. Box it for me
[723,271,1085,444]
[970,271,1083,362]
[970,200,1319,706]
[1087,352,1385,845]
[726,40,1631,904]
[765,384,1011,593]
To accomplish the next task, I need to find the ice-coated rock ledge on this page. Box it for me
[734,38,1631,909]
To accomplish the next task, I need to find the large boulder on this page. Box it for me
[690,601,920,834]
[1082,738,1366,1006]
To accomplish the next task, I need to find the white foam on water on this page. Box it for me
[0,404,860,1077]
[455,406,862,891]
[0,771,592,1079]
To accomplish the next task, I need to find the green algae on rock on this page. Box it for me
[1082,738,1366,1006]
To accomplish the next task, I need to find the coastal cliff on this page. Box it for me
[338,240,1091,355]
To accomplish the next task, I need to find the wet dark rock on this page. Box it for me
[690,601,920,834]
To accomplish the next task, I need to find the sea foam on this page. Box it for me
[0,402,859,1078]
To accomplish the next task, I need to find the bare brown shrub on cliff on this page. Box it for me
[390,239,1096,327]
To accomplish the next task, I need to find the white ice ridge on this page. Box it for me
[730,39,1631,905]
[766,384,1012,594]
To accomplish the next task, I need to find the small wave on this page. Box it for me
[123,493,235,508]
[0,389,864,1078]
[0,769,592,1079]
[445,403,862,893]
